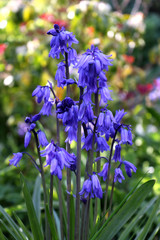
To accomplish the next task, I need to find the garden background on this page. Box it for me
[0,0,160,238]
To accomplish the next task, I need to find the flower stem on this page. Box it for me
[55,104,63,240]
[75,87,83,240]
[65,51,72,240]
[94,90,100,224]
[108,175,115,216]
[22,152,41,173]
[32,130,49,240]
[103,129,118,216]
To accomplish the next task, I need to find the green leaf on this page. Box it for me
[0,206,26,240]
[90,176,143,240]
[54,177,67,236]
[45,205,58,240]
[0,220,19,240]
[32,174,41,223]
[20,173,43,240]
[0,225,7,240]
[148,223,160,240]
[91,180,155,240]
[119,197,158,240]
[136,197,160,240]
[13,212,33,240]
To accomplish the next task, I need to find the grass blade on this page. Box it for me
[32,175,41,223]
[20,173,43,240]
[0,206,26,240]
[0,224,7,240]
[45,205,58,240]
[119,197,158,240]
[13,212,33,240]
[137,197,160,240]
[91,180,155,240]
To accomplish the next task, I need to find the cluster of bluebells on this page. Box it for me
[9,23,137,200]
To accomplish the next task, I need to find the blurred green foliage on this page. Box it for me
[0,0,160,237]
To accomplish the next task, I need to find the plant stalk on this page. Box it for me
[32,130,49,240]
[103,129,118,216]
[75,87,83,240]
[108,175,115,217]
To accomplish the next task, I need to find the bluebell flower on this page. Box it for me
[76,45,113,93]
[40,99,55,116]
[31,114,41,122]
[99,84,112,105]
[91,173,103,198]
[68,47,78,65]
[79,173,103,199]
[112,144,121,162]
[55,62,75,88]
[114,168,125,183]
[57,97,78,129]
[24,115,40,148]
[29,123,36,131]
[37,130,48,147]
[47,24,78,59]
[113,109,127,129]
[78,102,95,124]
[24,131,32,148]
[57,97,75,114]
[32,86,50,103]
[98,163,109,181]
[96,110,114,135]
[96,136,110,152]
[82,132,93,151]
[79,179,92,198]
[120,126,132,145]
[122,160,137,177]
[25,114,41,124]
[9,152,23,167]
[41,141,76,180]
[65,126,77,143]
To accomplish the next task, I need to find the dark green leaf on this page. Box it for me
[20,173,43,240]
[32,174,41,223]
[91,180,155,240]
[136,197,160,240]
[119,197,158,240]
[45,205,58,240]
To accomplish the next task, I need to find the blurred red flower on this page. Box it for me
[137,83,153,95]
[0,43,7,55]
[123,55,135,64]
[40,13,68,27]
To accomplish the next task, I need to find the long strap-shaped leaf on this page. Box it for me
[119,197,158,240]
[0,226,6,240]
[0,206,26,240]
[20,173,43,240]
[136,197,160,240]
[32,175,41,223]
[91,180,155,240]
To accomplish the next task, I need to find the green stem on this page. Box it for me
[22,152,41,172]
[94,91,100,224]
[103,129,118,216]
[94,151,100,224]
[75,87,83,240]
[65,51,72,240]
[32,130,49,240]
[108,175,115,217]
[80,150,90,240]
[83,90,99,240]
